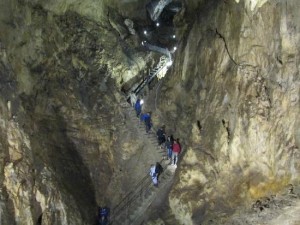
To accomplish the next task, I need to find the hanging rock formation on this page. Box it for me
[146,0,173,21]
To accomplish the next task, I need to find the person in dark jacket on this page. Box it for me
[155,162,163,180]
[156,126,166,147]
[165,136,173,161]
[134,98,142,117]
[98,207,110,225]
[144,112,152,133]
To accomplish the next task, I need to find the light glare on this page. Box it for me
[166,60,173,67]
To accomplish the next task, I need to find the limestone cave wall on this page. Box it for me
[0,0,152,224]
[1,0,300,224]
[154,0,300,224]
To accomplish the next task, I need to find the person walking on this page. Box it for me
[165,136,173,161]
[172,139,181,167]
[134,98,142,117]
[97,207,110,225]
[156,126,166,148]
[149,164,158,187]
[155,162,163,180]
[144,112,152,133]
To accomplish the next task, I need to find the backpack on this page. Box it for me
[156,128,163,137]
[155,163,163,174]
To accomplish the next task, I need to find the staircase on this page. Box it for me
[110,36,175,224]
[108,105,175,225]
[110,168,174,225]
[129,54,171,99]
[122,102,168,158]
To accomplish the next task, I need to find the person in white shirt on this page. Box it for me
[149,164,158,187]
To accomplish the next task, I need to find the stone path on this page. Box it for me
[108,104,176,225]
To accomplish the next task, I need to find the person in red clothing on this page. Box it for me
[171,139,181,166]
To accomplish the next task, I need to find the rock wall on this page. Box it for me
[155,0,300,224]
[0,0,152,224]
[2,0,300,224]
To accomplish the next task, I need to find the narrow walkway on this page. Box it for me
[108,104,177,225]
[127,53,171,99]
[107,11,179,223]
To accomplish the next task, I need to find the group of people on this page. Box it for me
[148,127,182,187]
[156,126,182,167]
[150,126,181,187]
[133,96,152,133]
[130,94,182,187]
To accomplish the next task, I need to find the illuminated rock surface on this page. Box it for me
[0,0,300,225]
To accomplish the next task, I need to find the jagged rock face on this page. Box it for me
[155,0,300,224]
[0,0,147,24]
[0,0,153,224]
[1,0,300,224]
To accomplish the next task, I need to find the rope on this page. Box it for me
[127,55,169,99]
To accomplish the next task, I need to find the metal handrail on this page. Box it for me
[131,56,170,96]
[109,155,167,225]
[124,41,172,101]
[110,174,149,218]
[107,115,175,224]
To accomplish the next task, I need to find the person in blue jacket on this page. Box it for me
[134,98,142,117]
[143,112,152,133]
[98,207,110,225]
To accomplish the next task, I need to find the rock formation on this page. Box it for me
[0,0,153,224]
[0,0,300,225]
[155,0,300,224]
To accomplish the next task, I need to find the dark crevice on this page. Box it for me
[36,213,43,225]
[215,29,239,66]
[222,119,231,142]
[197,120,202,132]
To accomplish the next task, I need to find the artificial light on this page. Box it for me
[166,60,173,67]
